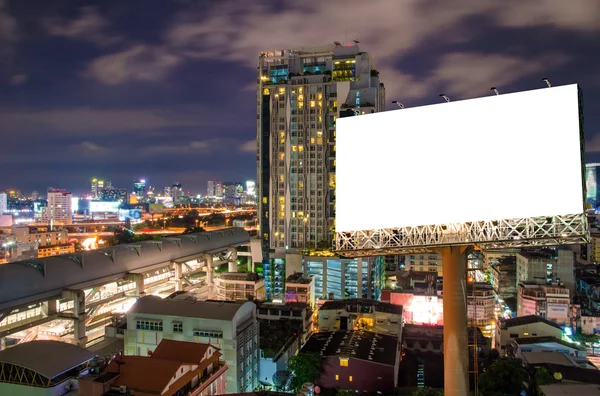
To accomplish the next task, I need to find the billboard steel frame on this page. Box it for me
[334,213,588,257]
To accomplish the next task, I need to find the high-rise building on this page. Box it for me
[0,192,7,215]
[100,188,128,204]
[43,188,72,225]
[586,163,600,210]
[91,178,98,198]
[207,180,216,197]
[171,183,184,205]
[134,179,146,199]
[257,44,385,260]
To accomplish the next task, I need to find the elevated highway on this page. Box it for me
[0,228,250,348]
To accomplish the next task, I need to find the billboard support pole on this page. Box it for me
[434,245,471,396]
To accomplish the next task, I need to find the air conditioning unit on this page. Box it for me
[119,385,127,394]
[65,381,74,390]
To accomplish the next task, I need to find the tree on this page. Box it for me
[528,366,554,396]
[287,352,322,392]
[316,239,332,250]
[478,358,527,396]
[413,387,443,396]
[336,390,355,396]
[113,227,134,245]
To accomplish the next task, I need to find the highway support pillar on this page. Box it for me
[63,289,88,347]
[228,247,238,272]
[125,273,145,297]
[203,254,214,298]
[173,262,183,292]
[434,246,470,396]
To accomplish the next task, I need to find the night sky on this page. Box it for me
[1,0,599,196]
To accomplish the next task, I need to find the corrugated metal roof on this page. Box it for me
[130,295,254,321]
[0,228,249,311]
[0,340,96,379]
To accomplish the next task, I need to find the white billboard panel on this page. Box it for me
[89,201,121,213]
[336,84,584,232]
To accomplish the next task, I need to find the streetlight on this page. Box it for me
[391,100,405,109]
[490,87,500,95]
[439,94,450,103]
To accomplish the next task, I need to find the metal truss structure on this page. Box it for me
[334,213,588,257]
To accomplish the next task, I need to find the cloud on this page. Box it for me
[0,0,18,58]
[427,52,571,98]
[158,0,599,100]
[239,140,256,153]
[75,141,105,152]
[586,134,600,153]
[9,73,27,85]
[86,45,181,85]
[44,6,121,46]
[0,106,239,134]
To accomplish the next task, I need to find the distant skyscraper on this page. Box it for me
[91,178,98,198]
[215,181,224,198]
[100,188,128,204]
[0,192,7,215]
[586,163,600,210]
[257,44,386,291]
[207,180,215,197]
[246,181,256,197]
[172,183,184,205]
[134,179,146,199]
[44,188,72,225]
[31,190,39,201]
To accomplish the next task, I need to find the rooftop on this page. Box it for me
[537,363,600,386]
[512,336,586,351]
[130,294,253,321]
[301,330,398,366]
[517,250,555,260]
[0,340,96,380]
[218,272,260,282]
[501,315,563,331]
[402,324,488,346]
[319,298,403,315]
[286,272,312,284]
[151,339,215,363]
[257,301,309,312]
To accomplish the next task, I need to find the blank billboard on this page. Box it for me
[336,84,584,232]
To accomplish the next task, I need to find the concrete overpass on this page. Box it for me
[0,228,250,348]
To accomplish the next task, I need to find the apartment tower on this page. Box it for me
[256,43,385,298]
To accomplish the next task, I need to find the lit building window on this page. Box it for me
[280,131,285,137]
[349,376,353,382]
[335,375,339,380]
[340,358,349,367]
[310,101,316,107]
[279,88,285,95]
[263,88,270,95]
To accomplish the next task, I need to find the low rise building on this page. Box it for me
[467,282,496,339]
[0,340,96,395]
[402,324,490,353]
[318,299,403,336]
[490,255,517,298]
[507,336,587,363]
[517,249,575,295]
[285,272,315,308]
[124,294,259,393]
[301,330,400,394]
[214,272,265,301]
[517,281,570,325]
[495,315,563,353]
[80,339,227,396]
[256,302,313,344]
[258,320,301,388]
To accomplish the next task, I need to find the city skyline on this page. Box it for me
[1,1,599,192]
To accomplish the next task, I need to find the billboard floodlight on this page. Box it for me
[543,78,552,88]
[391,100,405,109]
[490,87,500,95]
[439,93,450,103]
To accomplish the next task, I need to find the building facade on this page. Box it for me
[517,282,570,325]
[285,272,315,307]
[586,163,600,210]
[467,282,496,339]
[256,44,386,280]
[517,249,575,295]
[124,295,259,393]
[495,315,563,353]
[403,252,442,274]
[0,193,6,215]
[304,255,385,301]
[490,256,517,298]
[214,272,266,301]
[43,189,72,225]
[317,299,403,336]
